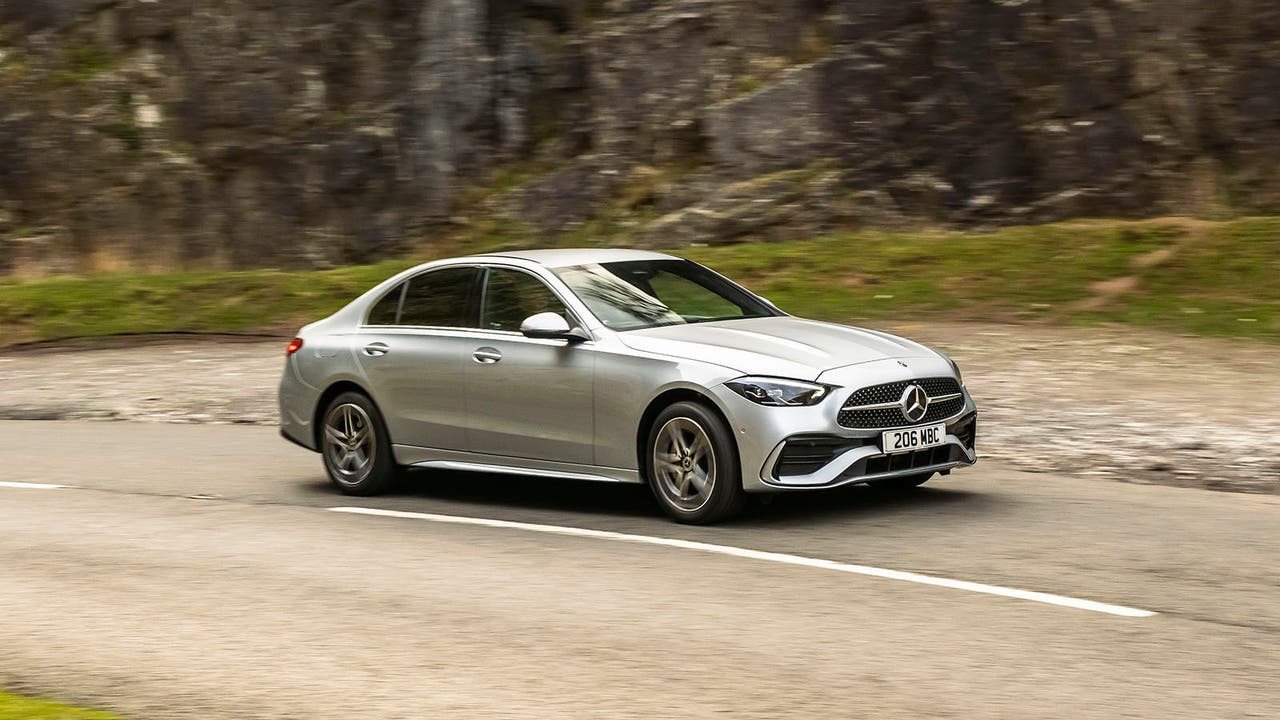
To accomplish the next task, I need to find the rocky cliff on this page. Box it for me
[1,0,1277,275]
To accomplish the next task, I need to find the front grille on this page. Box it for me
[838,377,964,429]
[775,435,874,478]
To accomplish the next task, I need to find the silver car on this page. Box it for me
[279,249,977,523]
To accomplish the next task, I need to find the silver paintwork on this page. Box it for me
[519,311,574,340]
[279,249,977,494]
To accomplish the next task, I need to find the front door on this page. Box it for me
[463,266,596,465]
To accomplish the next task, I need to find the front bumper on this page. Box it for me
[758,411,976,489]
[707,357,978,492]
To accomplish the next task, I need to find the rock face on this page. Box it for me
[0,0,1277,274]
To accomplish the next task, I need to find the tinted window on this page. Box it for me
[366,283,404,325]
[482,268,569,332]
[399,267,479,327]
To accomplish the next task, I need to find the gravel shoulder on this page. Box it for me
[1,323,1275,494]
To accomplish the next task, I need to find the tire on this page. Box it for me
[320,391,398,496]
[645,401,747,524]
[868,472,933,492]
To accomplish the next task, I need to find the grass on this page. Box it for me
[50,43,121,87]
[1,217,1278,346]
[0,48,26,77]
[0,260,414,345]
[682,216,1280,340]
[0,691,121,720]
[452,158,566,210]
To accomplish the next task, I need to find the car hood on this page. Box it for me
[616,316,940,381]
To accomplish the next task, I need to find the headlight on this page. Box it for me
[725,377,832,407]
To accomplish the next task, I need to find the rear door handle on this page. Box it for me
[473,347,502,364]
[362,342,390,357]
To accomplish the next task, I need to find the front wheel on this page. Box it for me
[646,401,746,524]
[320,392,397,496]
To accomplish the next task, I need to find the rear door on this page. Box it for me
[355,265,481,450]
[462,266,596,464]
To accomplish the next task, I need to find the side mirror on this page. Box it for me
[520,312,590,342]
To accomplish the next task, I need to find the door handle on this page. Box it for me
[472,347,503,364]
[362,342,390,357]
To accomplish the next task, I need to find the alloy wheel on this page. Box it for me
[652,417,716,512]
[323,402,377,486]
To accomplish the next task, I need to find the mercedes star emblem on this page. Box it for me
[900,384,930,422]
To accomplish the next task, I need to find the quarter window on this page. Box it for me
[366,283,405,325]
[482,268,569,332]
[398,267,480,327]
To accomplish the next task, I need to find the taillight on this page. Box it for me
[286,337,304,356]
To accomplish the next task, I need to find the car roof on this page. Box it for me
[463,248,679,269]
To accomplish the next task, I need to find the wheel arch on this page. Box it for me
[312,379,379,449]
[635,386,740,486]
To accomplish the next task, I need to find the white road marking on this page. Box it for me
[0,481,68,490]
[329,507,1156,618]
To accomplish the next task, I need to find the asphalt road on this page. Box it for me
[2,420,1277,719]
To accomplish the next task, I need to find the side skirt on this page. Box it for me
[392,444,643,485]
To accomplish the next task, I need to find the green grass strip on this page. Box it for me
[1,217,1277,345]
[0,691,122,720]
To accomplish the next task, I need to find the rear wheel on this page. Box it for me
[645,401,746,524]
[321,392,397,496]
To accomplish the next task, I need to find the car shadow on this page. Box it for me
[306,468,993,528]
[397,468,661,519]
[734,483,987,528]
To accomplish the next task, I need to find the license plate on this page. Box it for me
[882,423,946,454]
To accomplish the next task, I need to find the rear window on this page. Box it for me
[398,267,479,327]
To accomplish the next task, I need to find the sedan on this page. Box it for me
[278,249,977,523]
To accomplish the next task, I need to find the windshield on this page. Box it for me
[552,259,779,331]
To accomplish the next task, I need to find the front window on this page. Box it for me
[553,259,778,331]
[481,268,570,332]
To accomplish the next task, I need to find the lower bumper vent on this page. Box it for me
[775,436,874,478]
[845,445,961,479]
